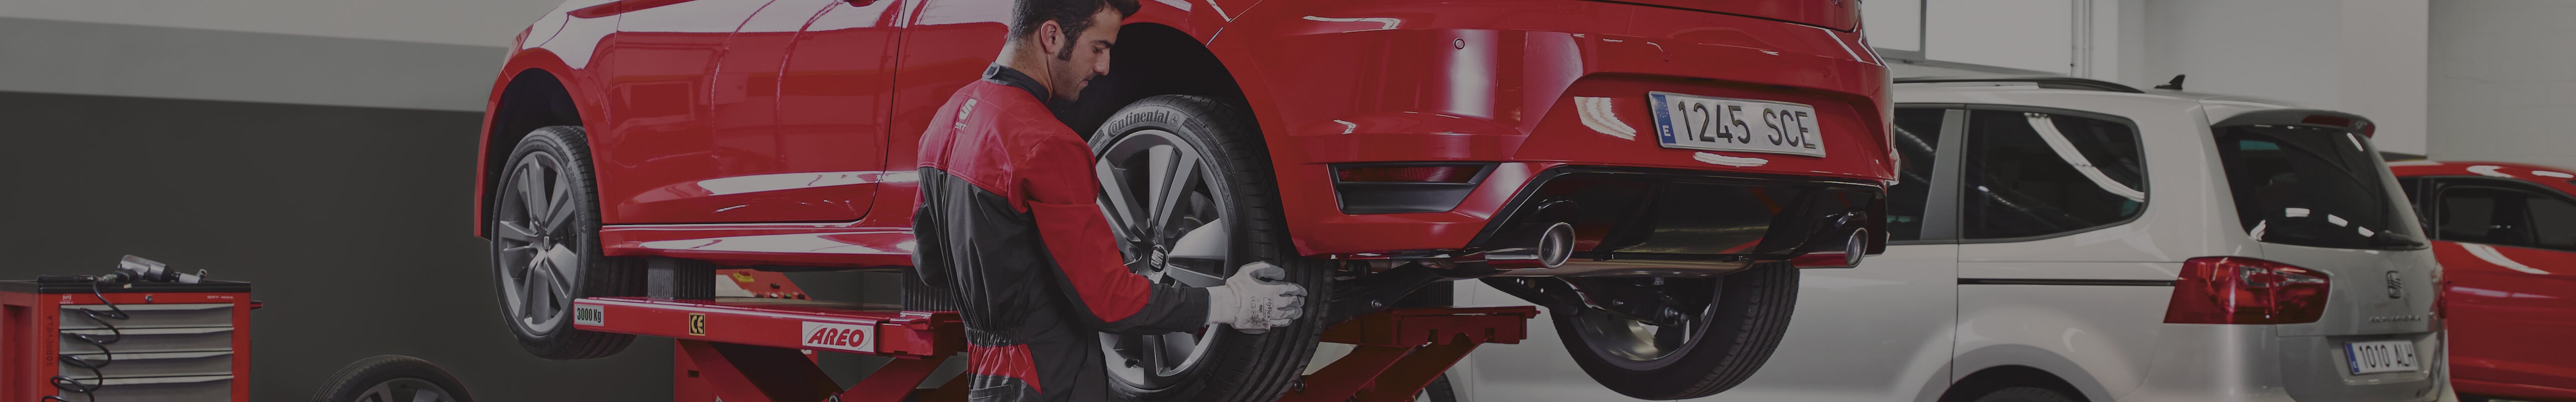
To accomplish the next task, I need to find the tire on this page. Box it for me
[1971,387,2079,402]
[1552,262,1800,399]
[311,355,472,402]
[1089,95,1330,402]
[489,126,642,360]
[1418,374,1458,402]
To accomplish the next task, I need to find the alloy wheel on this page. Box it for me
[494,152,582,337]
[1094,129,1235,389]
[355,378,457,402]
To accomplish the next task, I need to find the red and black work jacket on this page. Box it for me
[911,65,1210,344]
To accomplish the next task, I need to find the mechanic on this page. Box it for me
[907,0,1307,400]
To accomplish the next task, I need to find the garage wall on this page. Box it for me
[1876,0,2431,155]
[2133,0,2429,155]
[0,2,687,400]
[0,0,552,112]
[2428,1,2576,167]
[0,17,500,112]
[0,91,673,401]
[0,0,554,47]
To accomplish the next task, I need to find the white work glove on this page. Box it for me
[1204,261,1306,334]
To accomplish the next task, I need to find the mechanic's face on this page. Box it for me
[1046,10,1121,102]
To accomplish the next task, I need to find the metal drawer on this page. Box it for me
[57,350,232,379]
[48,375,231,402]
[59,326,234,354]
[59,303,233,329]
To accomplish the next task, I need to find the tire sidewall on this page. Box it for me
[1090,96,1329,402]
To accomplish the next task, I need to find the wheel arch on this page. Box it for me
[1066,22,1251,135]
[1941,345,2112,402]
[477,63,593,237]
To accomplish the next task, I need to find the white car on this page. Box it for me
[1450,77,2453,401]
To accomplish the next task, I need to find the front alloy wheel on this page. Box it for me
[1095,127,1234,388]
[1090,95,1328,402]
[488,126,639,360]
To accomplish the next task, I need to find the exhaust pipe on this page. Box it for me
[1481,221,1574,269]
[1790,228,1868,269]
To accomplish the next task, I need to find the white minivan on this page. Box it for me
[1448,77,2453,401]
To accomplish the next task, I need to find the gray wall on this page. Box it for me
[0,16,500,112]
[2429,0,2576,167]
[0,90,675,400]
[0,13,916,400]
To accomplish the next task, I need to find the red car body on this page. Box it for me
[472,0,1894,267]
[2391,161,2576,400]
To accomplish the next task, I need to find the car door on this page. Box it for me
[880,0,1011,188]
[757,0,913,222]
[595,0,784,224]
[1445,108,1963,401]
[677,0,882,223]
[1948,106,2172,402]
[2422,177,2576,390]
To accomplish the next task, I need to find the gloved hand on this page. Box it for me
[1204,261,1307,334]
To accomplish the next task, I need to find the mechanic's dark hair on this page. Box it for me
[1011,0,1140,60]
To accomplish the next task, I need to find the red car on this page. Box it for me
[2391,161,2576,401]
[472,0,1892,399]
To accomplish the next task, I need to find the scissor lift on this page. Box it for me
[576,269,1536,402]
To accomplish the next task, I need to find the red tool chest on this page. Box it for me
[2,280,254,401]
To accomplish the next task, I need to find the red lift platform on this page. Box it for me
[579,269,1536,402]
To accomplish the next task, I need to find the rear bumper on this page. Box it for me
[1310,164,1883,273]
[1230,0,1894,257]
[2123,325,2445,402]
[2277,331,2448,402]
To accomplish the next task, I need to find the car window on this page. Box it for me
[2397,177,2430,234]
[2437,180,2576,251]
[1960,109,2147,240]
[2437,187,2517,246]
[2538,193,2576,251]
[1886,108,1947,241]
[2214,126,2419,250]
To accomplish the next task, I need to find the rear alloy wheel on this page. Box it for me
[490,126,641,360]
[1553,263,1799,399]
[1092,95,1328,402]
[311,355,472,402]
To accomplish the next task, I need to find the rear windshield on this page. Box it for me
[2215,126,2425,250]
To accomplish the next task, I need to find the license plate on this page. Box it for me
[1649,92,1826,158]
[2345,340,2420,375]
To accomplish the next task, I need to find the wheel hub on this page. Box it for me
[1567,277,1721,369]
[1148,246,1170,270]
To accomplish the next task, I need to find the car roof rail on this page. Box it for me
[1893,76,2145,94]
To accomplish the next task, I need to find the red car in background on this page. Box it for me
[473,0,1893,400]
[2391,161,2576,401]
